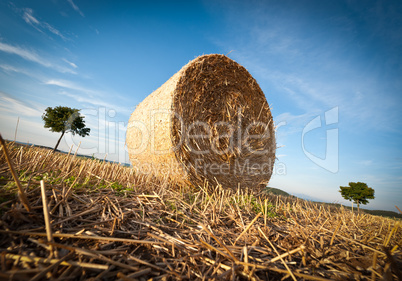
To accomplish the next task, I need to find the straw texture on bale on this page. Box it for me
[126,54,275,189]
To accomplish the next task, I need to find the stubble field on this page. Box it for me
[0,142,401,280]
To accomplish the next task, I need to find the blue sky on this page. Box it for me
[0,0,401,211]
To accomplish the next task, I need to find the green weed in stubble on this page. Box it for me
[258,198,277,219]
[64,176,76,186]
[231,194,258,214]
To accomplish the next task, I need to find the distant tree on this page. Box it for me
[42,106,90,151]
[339,182,375,212]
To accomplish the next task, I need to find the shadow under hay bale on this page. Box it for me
[126,54,276,190]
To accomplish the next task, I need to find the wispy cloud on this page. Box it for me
[59,90,121,110]
[67,0,85,17]
[22,7,40,25]
[62,58,78,69]
[22,8,67,41]
[274,111,317,138]
[236,47,400,134]
[220,3,401,134]
[0,91,43,117]
[45,79,130,114]
[0,64,28,74]
[46,79,96,94]
[0,41,76,74]
[0,41,48,67]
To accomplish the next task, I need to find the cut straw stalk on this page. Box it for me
[201,224,239,262]
[46,241,140,272]
[269,245,306,263]
[0,229,167,245]
[117,268,152,280]
[128,255,181,278]
[320,227,386,255]
[202,256,333,281]
[200,239,233,261]
[330,220,342,246]
[5,253,108,270]
[0,134,31,212]
[233,212,262,245]
[257,227,297,281]
[40,180,53,244]
[41,180,58,259]
[29,253,73,281]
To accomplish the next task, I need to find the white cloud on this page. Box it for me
[59,90,120,110]
[22,8,40,25]
[0,41,76,74]
[45,79,131,114]
[0,113,66,151]
[0,64,46,81]
[46,79,92,93]
[62,58,78,68]
[240,52,399,133]
[274,111,317,138]
[43,22,66,40]
[0,64,28,74]
[0,41,48,67]
[22,8,67,41]
[220,6,401,134]
[67,0,85,17]
[0,92,43,117]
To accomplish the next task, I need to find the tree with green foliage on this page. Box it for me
[42,106,90,151]
[339,182,375,212]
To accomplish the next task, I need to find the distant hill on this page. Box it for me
[265,187,291,197]
[358,209,402,219]
[264,186,402,219]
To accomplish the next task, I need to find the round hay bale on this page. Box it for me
[126,54,276,190]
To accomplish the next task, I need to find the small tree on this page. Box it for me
[42,106,90,151]
[339,182,375,212]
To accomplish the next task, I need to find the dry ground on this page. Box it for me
[0,142,401,280]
